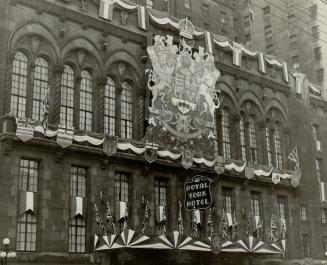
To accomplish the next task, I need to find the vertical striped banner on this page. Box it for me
[138,5,147,31]
[258,52,266,73]
[99,0,114,21]
[205,31,214,54]
[232,42,243,66]
[282,62,289,83]
[320,182,326,203]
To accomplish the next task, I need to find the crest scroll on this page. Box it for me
[145,18,221,163]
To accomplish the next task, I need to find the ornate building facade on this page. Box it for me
[0,1,326,265]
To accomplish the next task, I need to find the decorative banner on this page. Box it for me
[70,196,84,218]
[103,135,118,156]
[145,18,221,163]
[156,205,166,223]
[211,232,222,255]
[184,176,212,210]
[144,141,158,163]
[18,191,34,215]
[56,124,74,148]
[205,31,214,54]
[214,156,225,175]
[115,201,128,221]
[232,42,243,66]
[320,182,326,203]
[99,0,114,21]
[258,52,266,73]
[291,72,306,95]
[245,166,254,179]
[16,118,35,142]
[272,172,281,184]
[282,62,289,83]
[138,5,148,31]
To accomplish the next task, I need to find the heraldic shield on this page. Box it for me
[103,135,118,156]
[145,18,222,162]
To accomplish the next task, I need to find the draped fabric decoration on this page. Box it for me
[258,52,266,73]
[156,206,167,236]
[291,72,306,95]
[288,146,301,187]
[137,5,148,31]
[232,42,243,66]
[177,201,184,236]
[205,31,214,54]
[99,0,115,21]
[282,62,289,83]
[234,236,282,254]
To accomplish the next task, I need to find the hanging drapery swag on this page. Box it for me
[16,118,35,142]
[56,124,74,148]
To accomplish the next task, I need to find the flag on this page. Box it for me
[40,86,50,131]
[248,0,254,21]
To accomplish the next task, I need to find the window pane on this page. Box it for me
[11,52,28,117]
[121,82,133,139]
[115,172,129,202]
[80,70,93,131]
[16,212,37,251]
[274,126,283,169]
[240,117,247,161]
[222,109,231,159]
[249,118,257,164]
[60,65,74,127]
[69,216,85,253]
[104,77,116,136]
[19,159,39,192]
[70,166,86,197]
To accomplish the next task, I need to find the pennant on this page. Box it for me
[103,135,118,156]
[56,124,74,149]
[16,118,35,142]
[258,52,266,73]
[144,141,158,163]
[282,62,289,83]
[99,0,114,21]
[138,5,148,31]
[19,191,35,215]
[272,172,281,184]
[71,196,85,218]
[205,31,214,54]
[245,166,254,179]
[181,149,193,169]
[320,182,326,203]
[232,42,243,66]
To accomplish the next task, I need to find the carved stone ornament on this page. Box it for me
[77,49,86,67]
[30,35,41,54]
[103,135,118,156]
[145,18,221,160]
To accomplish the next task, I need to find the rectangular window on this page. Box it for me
[321,208,327,224]
[69,216,86,253]
[155,178,168,206]
[312,25,320,39]
[289,34,297,49]
[19,159,39,192]
[79,70,93,131]
[302,234,310,257]
[60,66,74,127]
[264,25,272,39]
[265,127,272,166]
[240,117,247,161]
[316,68,324,83]
[202,4,209,16]
[70,166,87,198]
[278,196,287,219]
[222,110,231,159]
[104,77,116,136]
[251,192,261,216]
[222,188,233,213]
[184,0,190,9]
[310,4,317,18]
[16,212,37,251]
[314,47,322,61]
[220,11,226,24]
[300,205,307,221]
[115,172,129,202]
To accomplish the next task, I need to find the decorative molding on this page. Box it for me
[2,143,13,155]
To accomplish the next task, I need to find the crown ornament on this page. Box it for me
[179,17,194,39]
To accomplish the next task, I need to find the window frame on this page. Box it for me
[69,215,86,253]
[70,166,87,198]
[16,212,37,252]
[104,76,116,136]
[302,233,311,257]
[19,158,39,193]
[300,204,307,222]
[240,116,247,162]
[248,117,257,164]
[60,64,75,127]
[114,172,129,202]
[222,188,233,214]
[221,109,231,160]
[250,191,261,217]
[120,81,133,139]
[79,69,93,131]
[273,125,283,169]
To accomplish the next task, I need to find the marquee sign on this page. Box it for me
[184,175,212,211]
[145,18,221,164]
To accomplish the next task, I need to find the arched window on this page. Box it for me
[10,52,28,117]
[104,77,116,136]
[69,215,86,253]
[274,125,283,169]
[249,117,257,164]
[121,81,133,139]
[79,70,93,131]
[240,116,247,161]
[32,57,49,121]
[265,125,272,166]
[16,212,37,251]
[60,65,74,127]
[222,109,231,159]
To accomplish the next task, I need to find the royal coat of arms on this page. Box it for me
[146,18,221,161]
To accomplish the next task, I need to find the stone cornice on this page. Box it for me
[15,0,147,45]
